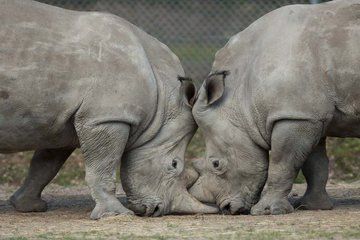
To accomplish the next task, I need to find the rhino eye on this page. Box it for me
[172,159,178,169]
[212,160,220,169]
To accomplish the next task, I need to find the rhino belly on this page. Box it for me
[327,108,360,138]
[0,105,78,152]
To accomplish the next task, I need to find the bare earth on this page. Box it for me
[1,183,360,240]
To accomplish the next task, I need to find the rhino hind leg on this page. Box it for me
[251,120,323,216]
[75,122,134,220]
[294,138,333,210]
[10,148,74,212]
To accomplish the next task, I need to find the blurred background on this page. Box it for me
[1,0,359,186]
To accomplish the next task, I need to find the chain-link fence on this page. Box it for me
[38,0,329,81]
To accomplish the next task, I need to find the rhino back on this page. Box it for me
[0,0,161,151]
[212,0,360,143]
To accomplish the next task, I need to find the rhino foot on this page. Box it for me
[294,192,333,210]
[90,200,134,220]
[251,197,294,215]
[10,194,48,212]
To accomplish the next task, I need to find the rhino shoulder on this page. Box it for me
[71,14,162,137]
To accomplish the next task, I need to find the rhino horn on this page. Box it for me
[171,189,218,214]
[188,176,216,203]
[182,161,200,189]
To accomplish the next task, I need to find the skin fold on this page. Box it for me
[0,0,218,219]
[188,0,359,215]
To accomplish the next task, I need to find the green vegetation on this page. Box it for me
[294,171,305,184]
[185,130,206,159]
[0,163,28,185]
[328,138,360,181]
[171,44,219,63]
[5,237,28,240]
[0,150,85,186]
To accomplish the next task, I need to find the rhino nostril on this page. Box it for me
[234,207,250,215]
[151,204,164,217]
[221,203,231,215]
[221,202,249,215]
[154,205,159,213]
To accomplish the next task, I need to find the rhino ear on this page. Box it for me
[178,76,197,108]
[203,70,229,105]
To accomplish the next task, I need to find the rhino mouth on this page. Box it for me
[144,203,164,217]
[129,202,165,217]
[126,195,165,217]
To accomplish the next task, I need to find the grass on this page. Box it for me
[0,150,85,186]
[171,43,219,63]
[327,138,360,181]
[170,43,220,84]
[294,171,305,184]
[185,130,205,159]
[0,163,29,185]
[5,238,28,240]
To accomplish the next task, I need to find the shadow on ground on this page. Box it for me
[1,183,360,239]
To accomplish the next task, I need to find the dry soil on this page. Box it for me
[1,183,360,239]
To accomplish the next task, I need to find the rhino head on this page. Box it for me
[188,71,269,214]
[120,77,218,216]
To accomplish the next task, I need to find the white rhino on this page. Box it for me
[0,0,217,219]
[189,0,360,215]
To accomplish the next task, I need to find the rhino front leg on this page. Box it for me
[251,120,323,215]
[76,122,134,219]
[10,148,74,212]
[294,138,333,210]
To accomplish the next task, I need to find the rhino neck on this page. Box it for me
[238,100,270,150]
[126,65,168,151]
[226,70,271,150]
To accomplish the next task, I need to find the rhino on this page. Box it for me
[0,0,218,219]
[188,0,360,215]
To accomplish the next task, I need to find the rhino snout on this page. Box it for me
[127,198,164,217]
[144,202,164,217]
[219,198,250,215]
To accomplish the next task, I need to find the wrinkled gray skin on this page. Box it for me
[189,0,360,215]
[0,0,217,219]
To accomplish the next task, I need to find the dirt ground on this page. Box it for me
[1,183,360,240]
